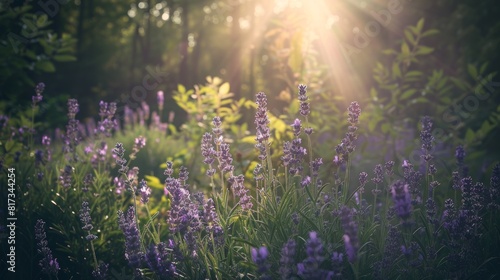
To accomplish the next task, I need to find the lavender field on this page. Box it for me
[1,0,500,279]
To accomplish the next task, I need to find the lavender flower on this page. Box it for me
[83,173,93,192]
[157,90,164,111]
[372,164,384,184]
[297,84,310,116]
[145,243,176,278]
[59,165,73,189]
[292,118,302,136]
[201,132,216,176]
[311,158,323,178]
[339,206,359,263]
[230,174,253,211]
[390,181,412,223]
[488,163,500,209]
[297,232,333,279]
[118,206,144,268]
[35,219,60,277]
[254,92,271,160]
[420,116,434,162]
[32,82,45,104]
[112,143,128,173]
[139,179,152,204]
[279,239,296,279]
[63,99,81,161]
[333,102,361,166]
[252,246,271,280]
[92,262,109,280]
[212,116,223,136]
[79,201,98,241]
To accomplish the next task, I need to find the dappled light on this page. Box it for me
[1,0,500,279]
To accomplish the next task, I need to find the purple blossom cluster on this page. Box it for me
[32,82,45,105]
[145,242,176,278]
[282,136,307,175]
[229,174,253,211]
[63,98,82,161]
[420,116,434,162]
[34,219,60,277]
[201,132,216,176]
[59,165,73,189]
[339,207,359,263]
[118,206,144,268]
[79,201,98,241]
[297,232,334,279]
[333,102,361,167]
[112,142,129,174]
[279,239,296,279]
[390,180,412,223]
[251,247,272,280]
[95,101,118,137]
[255,92,271,160]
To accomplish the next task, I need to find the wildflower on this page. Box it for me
[112,143,128,173]
[133,136,146,153]
[83,173,93,192]
[255,92,271,159]
[59,165,73,189]
[311,158,323,178]
[92,263,109,280]
[301,176,311,188]
[297,232,333,279]
[359,171,368,186]
[252,247,272,280]
[420,116,434,162]
[331,252,344,277]
[297,84,310,116]
[230,174,253,211]
[253,163,263,181]
[63,99,81,160]
[34,149,44,166]
[157,91,164,111]
[35,219,60,277]
[218,142,234,174]
[145,243,176,278]
[164,161,174,177]
[201,132,216,176]
[118,206,144,268]
[292,118,301,136]
[390,181,412,222]
[333,102,361,166]
[304,127,313,135]
[139,179,152,204]
[79,201,98,241]
[32,82,45,104]
[372,164,384,184]
[279,239,296,280]
[488,163,500,209]
[42,135,51,146]
[212,116,223,136]
[340,207,359,262]
[385,160,395,175]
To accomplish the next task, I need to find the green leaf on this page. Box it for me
[219,82,230,95]
[421,29,439,38]
[392,62,402,79]
[144,175,163,190]
[465,128,475,143]
[53,55,77,62]
[401,42,410,57]
[415,46,434,55]
[177,84,186,94]
[415,18,425,34]
[35,60,55,72]
[467,64,478,79]
[400,89,417,100]
[404,30,416,45]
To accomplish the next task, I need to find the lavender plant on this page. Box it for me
[2,79,499,280]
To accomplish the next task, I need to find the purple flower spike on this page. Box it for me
[391,181,412,222]
[252,246,271,279]
[35,219,60,277]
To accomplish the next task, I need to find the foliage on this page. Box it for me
[1,72,500,279]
